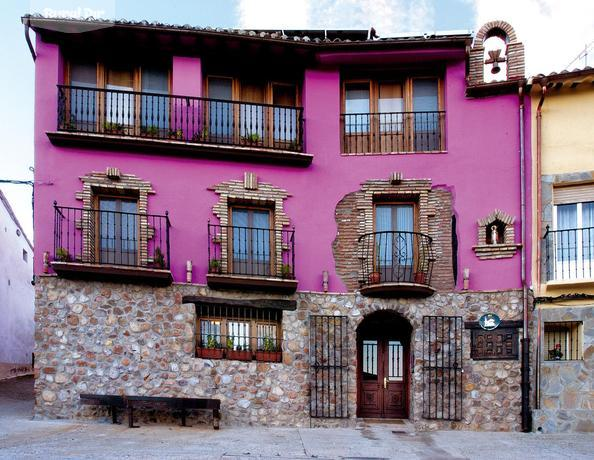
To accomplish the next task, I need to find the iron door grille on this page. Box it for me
[422,315,463,421]
[309,315,349,418]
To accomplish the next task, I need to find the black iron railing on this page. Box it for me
[57,85,304,152]
[543,321,582,361]
[358,231,434,288]
[207,222,295,279]
[544,226,594,281]
[341,111,445,154]
[53,203,171,269]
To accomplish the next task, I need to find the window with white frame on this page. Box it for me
[551,186,594,281]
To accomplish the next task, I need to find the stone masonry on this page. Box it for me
[34,276,525,431]
[532,305,594,433]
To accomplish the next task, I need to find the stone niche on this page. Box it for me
[468,21,525,86]
[473,209,521,260]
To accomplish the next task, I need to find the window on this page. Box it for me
[206,76,299,147]
[342,77,443,153]
[374,204,415,283]
[551,188,594,280]
[544,322,582,361]
[66,58,170,134]
[22,249,28,262]
[196,304,282,362]
[230,207,272,276]
[97,197,138,265]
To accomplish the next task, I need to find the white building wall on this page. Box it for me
[0,191,34,364]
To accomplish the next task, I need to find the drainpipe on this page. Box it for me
[23,16,36,62]
[519,84,532,433]
[534,83,547,413]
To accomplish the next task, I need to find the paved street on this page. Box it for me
[0,376,592,459]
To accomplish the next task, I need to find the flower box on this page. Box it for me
[255,351,282,363]
[226,349,252,361]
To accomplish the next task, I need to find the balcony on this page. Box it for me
[206,223,297,294]
[52,203,172,285]
[358,231,435,297]
[544,226,594,286]
[48,85,312,166]
[340,111,445,154]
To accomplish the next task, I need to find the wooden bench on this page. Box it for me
[79,394,125,424]
[79,394,220,429]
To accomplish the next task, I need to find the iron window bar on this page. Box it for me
[207,222,295,280]
[358,230,435,288]
[543,225,594,282]
[340,111,445,154]
[57,85,304,152]
[53,203,171,269]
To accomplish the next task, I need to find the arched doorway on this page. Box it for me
[357,310,412,418]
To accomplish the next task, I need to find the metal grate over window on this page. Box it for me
[195,304,283,362]
[309,315,349,418]
[544,321,582,361]
[422,316,463,421]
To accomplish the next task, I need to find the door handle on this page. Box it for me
[383,377,387,389]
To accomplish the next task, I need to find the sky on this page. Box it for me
[0,0,592,241]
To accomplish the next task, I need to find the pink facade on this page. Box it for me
[32,33,531,293]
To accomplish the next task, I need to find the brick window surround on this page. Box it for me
[473,209,520,260]
[208,173,291,276]
[75,168,155,265]
[333,175,454,292]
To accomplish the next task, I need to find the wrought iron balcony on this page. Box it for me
[358,230,435,297]
[341,111,445,154]
[206,222,297,293]
[51,85,311,165]
[52,203,172,284]
[544,226,594,282]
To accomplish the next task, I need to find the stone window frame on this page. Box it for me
[75,168,155,266]
[208,173,292,277]
[473,209,521,260]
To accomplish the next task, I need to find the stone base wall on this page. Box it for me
[533,305,594,433]
[35,276,526,430]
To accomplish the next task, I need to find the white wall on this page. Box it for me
[0,192,34,364]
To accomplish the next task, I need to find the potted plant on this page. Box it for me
[152,247,166,269]
[242,132,261,144]
[226,342,252,361]
[198,335,223,359]
[62,115,77,131]
[168,129,184,140]
[55,247,71,262]
[256,336,282,362]
[368,252,381,285]
[414,271,427,284]
[209,259,222,274]
[280,263,293,279]
[548,343,563,360]
[104,122,125,135]
[140,125,159,137]
[192,127,209,142]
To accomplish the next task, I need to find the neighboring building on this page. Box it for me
[26,16,532,430]
[0,189,34,366]
[530,67,594,432]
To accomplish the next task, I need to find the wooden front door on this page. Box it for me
[358,336,408,418]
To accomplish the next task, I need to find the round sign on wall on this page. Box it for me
[479,313,501,331]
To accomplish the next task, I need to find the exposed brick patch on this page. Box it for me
[332,178,454,292]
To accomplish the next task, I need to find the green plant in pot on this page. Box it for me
[243,132,261,143]
[199,334,223,359]
[168,128,184,140]
[153,247,166,269]
[256,335,282,362]
[55,247,71,262]
[104,121,125,134]
[227,339,252,361]
[141,125,159,137]
[209,259,222,274]
[280,263,292,279]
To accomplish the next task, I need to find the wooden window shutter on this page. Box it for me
[554,184,594,205]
